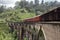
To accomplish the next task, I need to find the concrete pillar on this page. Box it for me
[17,24,20,40]
[41,24,47,40]
[19,24,22,40]
[42,24,60,40]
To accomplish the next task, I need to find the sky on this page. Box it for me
[0,0,60,8]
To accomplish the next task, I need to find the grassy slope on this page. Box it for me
[0,9,35,22]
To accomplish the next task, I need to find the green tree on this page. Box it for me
[35,0,39,6]
[0,6,5,13]
[15,0,29,8]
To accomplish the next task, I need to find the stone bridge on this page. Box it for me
[8,22,60,40]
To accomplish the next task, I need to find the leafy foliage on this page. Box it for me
[0,8,35,22]
[0,23,17,40]
[0,6,5,13]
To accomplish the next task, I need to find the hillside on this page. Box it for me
[0,9,35,23]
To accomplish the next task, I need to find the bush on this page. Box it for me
[0,23,17,40]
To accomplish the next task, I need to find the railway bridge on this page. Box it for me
[8,7,60,40]
[8,22,60,40]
